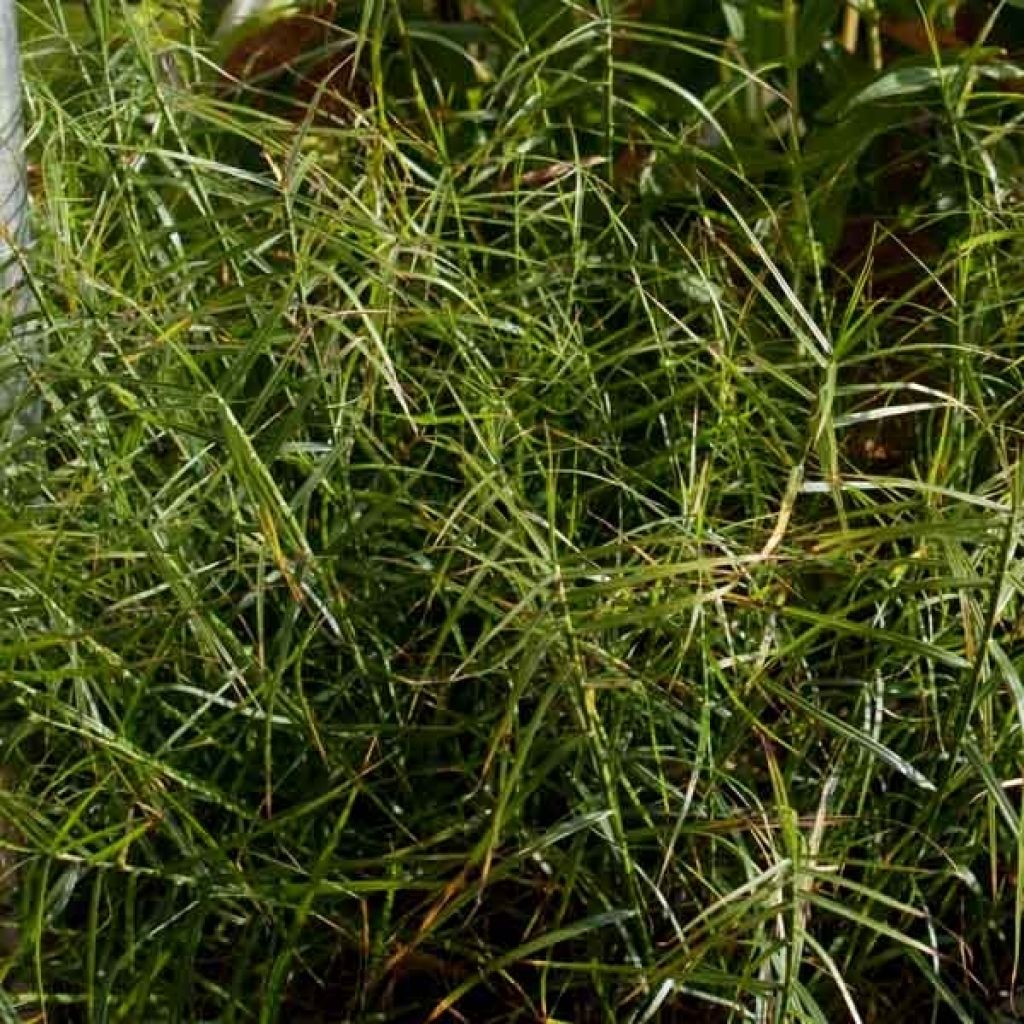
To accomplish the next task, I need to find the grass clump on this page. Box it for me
[4,1,1024,1021]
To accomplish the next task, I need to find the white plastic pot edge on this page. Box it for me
[0,0,37,430]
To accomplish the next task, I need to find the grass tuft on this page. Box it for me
[5,1,1024,1021]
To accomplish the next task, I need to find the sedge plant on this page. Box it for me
[1,2,1024,1022]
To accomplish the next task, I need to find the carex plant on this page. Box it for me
[2,1,1024,1021]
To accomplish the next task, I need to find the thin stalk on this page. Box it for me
[863,0,883,71]
[841,4,860,54]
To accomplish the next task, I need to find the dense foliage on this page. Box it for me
[5,1,1024,1020]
